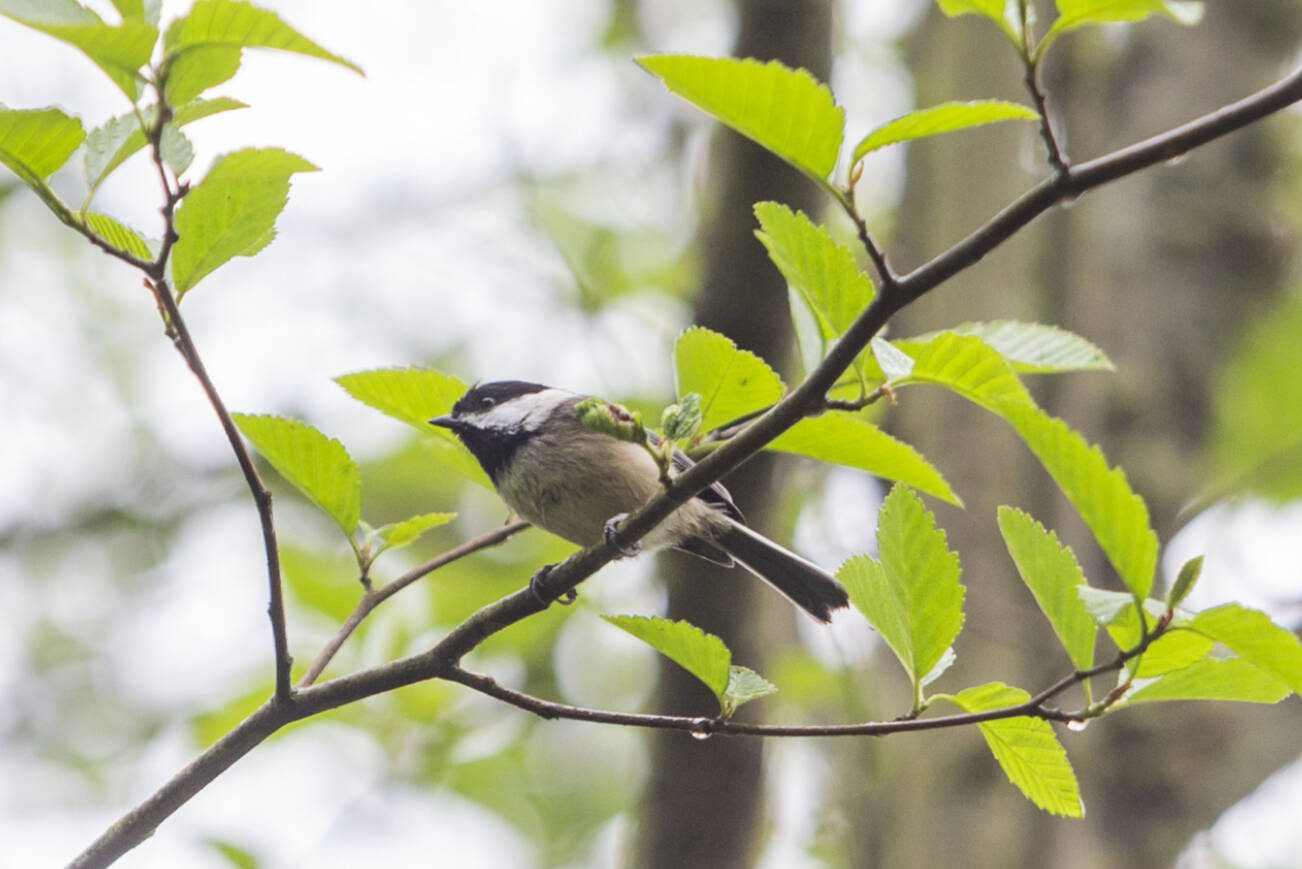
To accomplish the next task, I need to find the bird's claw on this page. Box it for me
[529,564,577,608]
[603,513,641,558]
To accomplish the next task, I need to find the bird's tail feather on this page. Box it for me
[714,521,849,623]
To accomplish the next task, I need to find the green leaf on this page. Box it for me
[935,0,1023,44]
[638,54,844,183]
[902,333,1035,411]
[171,147,318,294]
[840,485,964,704]
[83,211,152,260]
[999,403,1158,599]
[753,201,876,383]
[674,326,785,434]
[997,507,1096,670]
[1191,604,1302,695]
[603,615,731,707]
[164,0,363,72]
[1133,629,1213,678]
[852,100,1038,164]
[944,682,1083,818]
[164,45,243,104]
[1125,658,1292,706]
[1042,0,1204,52]
[0,106,85,186]
[83,97,246,199]
[334,367,490,488]
[907,321,1114,374]
[723,665,778,716]
[0,0,157,98]
[232,413,361,535]
[375,512,457,550]
[1166,555,1203,610]
[110,0,160,26]
[768,413,959,506]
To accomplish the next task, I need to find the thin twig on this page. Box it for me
[299,519,530,686]
[444,614,1165,736]
[1021,4,1070,175]
[835,185,896,290]
[136,77,294,700]
[69,63,1302,869]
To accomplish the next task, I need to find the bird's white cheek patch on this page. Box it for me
[475,388,573,432]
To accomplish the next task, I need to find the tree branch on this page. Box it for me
[299,519,530,686]
[69,63,1302,869]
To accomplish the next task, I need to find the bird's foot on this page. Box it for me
[529,564,577,608]
[603,513,642,558]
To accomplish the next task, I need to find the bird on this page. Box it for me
[429,380,849,622]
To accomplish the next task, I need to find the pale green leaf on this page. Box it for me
[674,326,784,434]
[853,100,1038,164]
[1076,586,1136,627]
[1125,658,1292,706]
[1000,403,1158,599]
[935,0,1023,44]
[723,665,778,716]
[840,485,964,699]
[997,507,1095,670]
[171,147,318,294]
[83,98,245,198]
[1043,0,1204,51]
[376,512,457,550]
[1192,604,1302,694]
[871,337,915,382]
[0,0,156,97]
[232,413,361,534]
[0,106,85,186]
[160,123,193,175]
[165,0,362,72]
[603,615,731,706]
[754,200,875,352]
[769,414,959,505]
[83,211,152,260]
[908,321,1114,374]
[639,54,844,182]
[946,682,1084,817]
[334,367,490,488]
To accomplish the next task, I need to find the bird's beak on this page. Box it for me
[428,414,459,431]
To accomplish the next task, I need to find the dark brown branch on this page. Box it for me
[69,63,1302,869]
[299,519,530,686]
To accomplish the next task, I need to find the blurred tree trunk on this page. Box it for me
[633,2,832,867]
[854,3,1302,868]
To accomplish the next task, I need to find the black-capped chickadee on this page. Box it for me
[429,380,849,622]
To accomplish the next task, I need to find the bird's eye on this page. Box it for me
[480,396,497,410]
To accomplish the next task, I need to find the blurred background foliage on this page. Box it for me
[1,0,1300,867]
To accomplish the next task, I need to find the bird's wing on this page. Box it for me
[646,430,745,523]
